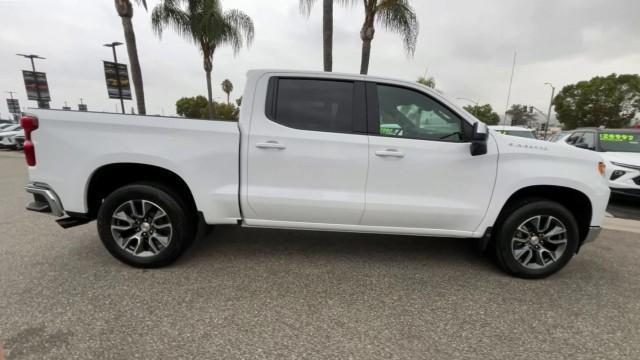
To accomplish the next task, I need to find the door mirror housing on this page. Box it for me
[470,122,488,156]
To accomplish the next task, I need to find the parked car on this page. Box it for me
[0,125,23,149]
[0,123,17,131]
[22,70,609,278]
[488,125,537,139]
[562,128,640,198]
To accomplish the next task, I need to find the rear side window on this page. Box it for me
[269,78,354,133]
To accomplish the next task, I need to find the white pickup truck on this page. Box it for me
[22,70,610,278]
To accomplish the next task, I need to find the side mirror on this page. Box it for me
[470,122,488,156]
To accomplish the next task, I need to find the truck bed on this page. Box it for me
[27,109,241,224]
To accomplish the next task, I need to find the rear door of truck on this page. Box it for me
[243,75,369,225]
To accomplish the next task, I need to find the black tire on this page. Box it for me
[97,182,196,268]
[494,199,579,279]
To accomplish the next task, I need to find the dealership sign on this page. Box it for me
[103,61,132,100]
[22,70,51,101]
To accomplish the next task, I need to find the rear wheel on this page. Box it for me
[494,199,579,278]
[97,183,196,267]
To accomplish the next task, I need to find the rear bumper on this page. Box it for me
[583,226,602,244]
[25,183,65,217]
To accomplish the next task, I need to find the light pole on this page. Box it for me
[16,54,46,108]
[103,42,125,114]
[457,97,480,116]
[544,82,556,140]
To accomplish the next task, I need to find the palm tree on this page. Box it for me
[358,0,418,75]
[299,0,351,72]
[417,76,435,88]
[221,79,233,104]
[152,0,254,119]
[114,0,147,115]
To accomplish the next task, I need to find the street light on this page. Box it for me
[103,42,125,114]
[457,97,480,116]
[544,82,556,140]
[16,54,47,108]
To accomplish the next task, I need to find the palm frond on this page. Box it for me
[375,0,418,56]
[299,0,316,17]
[222,9,255,55]
[151,0,193,41]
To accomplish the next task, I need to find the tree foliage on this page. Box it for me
[417,76,435,89]
[221,79,233,103]
[553,74,640,130]
[463,104,500,125]
[359,0,419,74]
[176,95,239,120]
[152,0,254,119]
[506,104,536,127]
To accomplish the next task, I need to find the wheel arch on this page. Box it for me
[85,163,198,219]
[494,185,593,245]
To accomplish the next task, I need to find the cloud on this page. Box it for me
[0,0,638,118]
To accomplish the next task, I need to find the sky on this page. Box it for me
[0,0,639,119]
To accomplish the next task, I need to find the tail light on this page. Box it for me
[20,116,39,166]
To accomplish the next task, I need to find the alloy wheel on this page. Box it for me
[110,199,173,257]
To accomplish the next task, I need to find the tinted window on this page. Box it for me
[566,132,582,145]
[599,131,640,153]
[376,85,464,142]
[273,79,353,133]
[577,132,596,148]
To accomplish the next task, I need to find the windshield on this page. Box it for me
[599,132,640,153]
[497,130,537,139]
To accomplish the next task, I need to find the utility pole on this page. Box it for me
[503,51,517,125]
[16,54,47,108]
[543,83,556,140]
[103,42,125,114]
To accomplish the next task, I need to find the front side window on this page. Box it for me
[577,132,596,148]
[271,78,354,133]
[376,85,464,142]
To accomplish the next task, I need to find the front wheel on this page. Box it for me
[494,200,580,278]
[97,183,196,268]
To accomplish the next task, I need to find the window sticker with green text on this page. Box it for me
[599,133,636,142]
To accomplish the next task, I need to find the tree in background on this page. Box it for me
[554,74,640,130]
[463,104,500,125]
[114,0,147,114]
[152,0,254,119]
[506,104,537,127]
[358,0,418,75]
[176,95,209,119]
[221,79,233,104]
[176,95,239,120]
[299,0,352,72]
[417,76,435,89]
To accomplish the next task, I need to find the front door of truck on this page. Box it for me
[244,76,369,225]
[361,82,498,234]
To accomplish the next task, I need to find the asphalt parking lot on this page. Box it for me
[1,151,640,359]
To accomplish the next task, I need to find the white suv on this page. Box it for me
[563,128,640,198]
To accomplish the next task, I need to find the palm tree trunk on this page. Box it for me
[205,70,214,119]
[121,16,146,115]
[359,20,375,75]
[360,39,372,75]
[226,93,230,104]
[322,0,333,72]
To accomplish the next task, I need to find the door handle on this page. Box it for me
[256,140,286,149]
[375,149,404,158]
